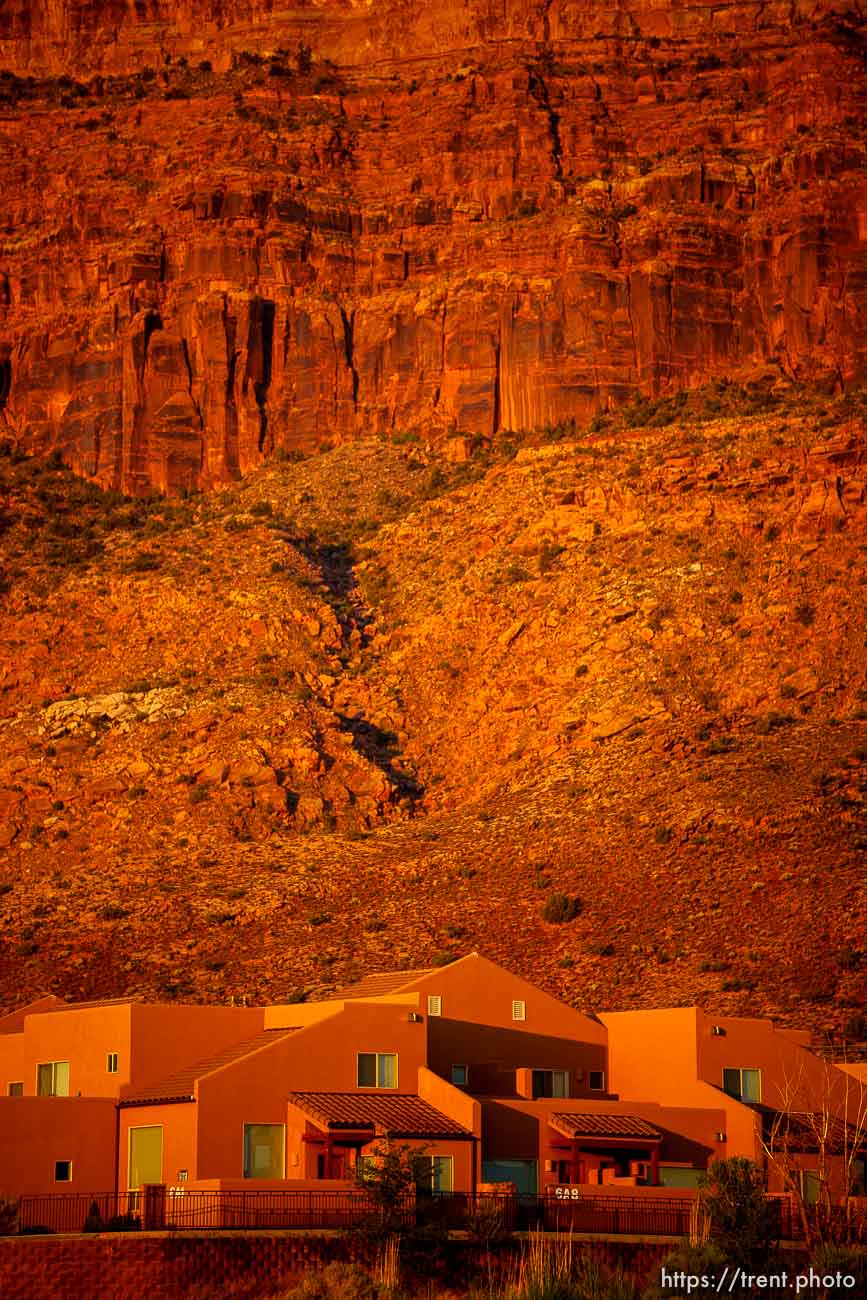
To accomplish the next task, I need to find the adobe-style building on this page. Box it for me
[0,955,863,1210]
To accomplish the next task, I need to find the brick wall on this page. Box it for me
[0,1231,676,1300]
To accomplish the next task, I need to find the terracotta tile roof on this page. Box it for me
[550,1113,663,1141]
[288,1092,472,1138]
[315,969,434,1001]
[120,1029,296,1106]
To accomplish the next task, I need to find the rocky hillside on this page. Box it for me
[1,2,866,490]
[1,384,865,1036]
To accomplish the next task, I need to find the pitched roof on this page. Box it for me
[549,1113,663,1141]
[120,1029,296,1106]
[288,1092,472,1138]
[316,969,435,1001]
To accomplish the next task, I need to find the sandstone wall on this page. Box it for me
[0,1,866,490]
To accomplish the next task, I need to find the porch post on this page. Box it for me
[650,1146,660,1186]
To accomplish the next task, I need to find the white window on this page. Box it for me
[512,1000,526,1022]
[107,1053,119,1074]
[357,1052,398,1088]
[414,1155,454,1192]
[243,1123,285,1180]
[54,1160,72,1182]
[451,1064,469,1086]
[427,995,442,1017]
[36,1061,69,1097]
[589,1070,605,1091]
[722,1067,761,1102]
[532,1069,569,1099]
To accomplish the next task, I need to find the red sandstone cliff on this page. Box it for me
[1,1,866,490]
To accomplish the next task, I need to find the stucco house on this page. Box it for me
[0,954,862,1212]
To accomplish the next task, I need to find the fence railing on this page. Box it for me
[14,1188,867,1241]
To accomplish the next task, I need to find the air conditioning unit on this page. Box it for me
[715,1132,727,1143]
[407,1012,423,1023]
[710,1025,726,1036]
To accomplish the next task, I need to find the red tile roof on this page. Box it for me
[316,970,434,1001]
[550,1113,662,1141]
[120,1029,297,1106]
[288,1092,472,1138]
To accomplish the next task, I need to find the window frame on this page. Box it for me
[36,1060,70,1097]
[531,1069,569,1099]
[511,999,526,1022]
[242,1122,286,1181]
[106,1052,119,1074]
[7,1082,23,1097]
[413,1154,454,1193]
[356,1052,399,1089]
[451,1064,469,1086]
[722,1067,762,1103]
[54,1160,72,1183]
[588,1069,605,1091]
[427,995,443,1017]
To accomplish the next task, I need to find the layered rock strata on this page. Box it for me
[1,1,866,490]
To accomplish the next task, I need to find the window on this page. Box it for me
[7,1082,23,1097]
[589,1070,605,1091]
[414,1155,454,1193]
[512,1000,526,1022]
[36,1061,69,1097]
[427,995,442,1017]
[106,1053,119,1074]
[54,1160,72,1183]
[128,1126,163,1189]
[722,1067,762,1102]
[532,1069,569,1099]
[357,1053,398,1088]
[243,1123,285,1180]
[451,1064,469,1086]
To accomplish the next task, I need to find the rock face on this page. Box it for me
[1,1,866,491]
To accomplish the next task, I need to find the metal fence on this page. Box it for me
[17,1188,411,1235]
[15,1188,866,1240]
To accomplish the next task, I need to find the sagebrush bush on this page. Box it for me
[541,893,582,924]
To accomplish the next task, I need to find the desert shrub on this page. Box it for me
[698,1158,780,1274]
[0,1197,18,1235]
[279,1261,388,1300]
[83,1199,105,1232]
[794,601,815,626]
[541,893,582,924]
[836,947,862,972]
[189,785,209,804]
[843,1012,867,1039]
[654,825,673,845]
[99,904,129,921]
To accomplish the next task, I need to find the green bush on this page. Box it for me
[698,1158,780,1273]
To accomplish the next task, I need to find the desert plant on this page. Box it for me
[0,1196,18,1235]
[698,1158,780,1273]
[541,893,582,924]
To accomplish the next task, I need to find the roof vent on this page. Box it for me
[710,1025,726,1036]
